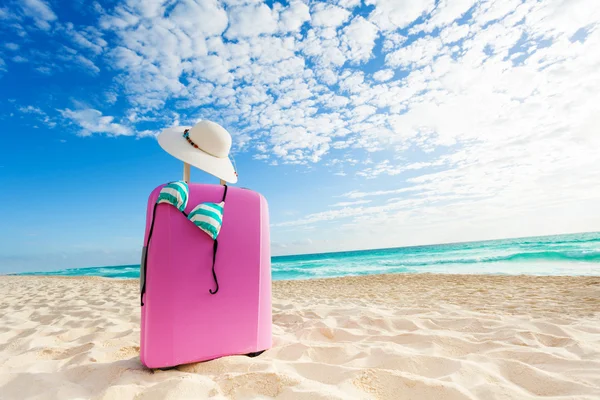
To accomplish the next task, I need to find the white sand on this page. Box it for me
[1,274,599,399]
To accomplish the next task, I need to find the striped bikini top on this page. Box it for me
[156,180,226,240]
[140,181,228,306]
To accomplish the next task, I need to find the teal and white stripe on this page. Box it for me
[157,181,188,212]
[188,201,224,240]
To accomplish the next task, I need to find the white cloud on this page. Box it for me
[302,28,347,66]
[99,6,140,30]
[341,187,422,199]
[424,0,478,31]
[136,129,158,138]
[440,22,471,44]
[60,108,133,137]
[347,104,376,122]
[64,25,107,55]
[225,3,279,38]
[18,105,57,128]
[337,0,361,9]
[105,91,118,104]
[4,42,19,51]
[74,55,100,74]
[384,32,407,52]
[341,16,379,63]
[35,66,52,74]
[273,206,368,227]
[357,159,404,178]
[366,0,435,31]
[169,0,228,36]
[12,55,28,63]
[331,199,372,207]
[473,0,523,28]
[338,70,367,93]
[373,69,394,81]
[0,7,13,20]
[279,1,310,32]
[311,3,351,28]
[125,0,167,19]
[20,0,57,30]
[385,36,444,68]
[356,159,447,178]
[19,105,45,115]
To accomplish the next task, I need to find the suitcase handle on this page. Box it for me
[182,162,227,186]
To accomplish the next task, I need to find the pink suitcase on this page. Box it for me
[140,183,272,368]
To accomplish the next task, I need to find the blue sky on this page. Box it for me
[1,0,599,273]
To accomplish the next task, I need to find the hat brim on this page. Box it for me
[158,126,238,183]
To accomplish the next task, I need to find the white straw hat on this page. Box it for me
[157,120,238,183]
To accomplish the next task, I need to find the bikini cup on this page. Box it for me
[141,181,228,306]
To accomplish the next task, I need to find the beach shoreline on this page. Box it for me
[1,274,599,399]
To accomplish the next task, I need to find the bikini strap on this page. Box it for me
[209,239,219,294]
[209,185,227,295]
[141,202,159,306]
[221,184,228,202]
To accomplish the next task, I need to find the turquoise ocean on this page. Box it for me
[14,232,600,279]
